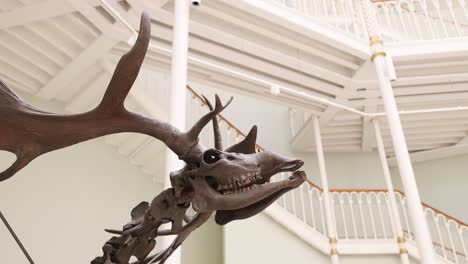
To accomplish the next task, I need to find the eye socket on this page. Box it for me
[203,149,222,164]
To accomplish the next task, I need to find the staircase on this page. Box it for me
[0,0,468,263]
[186,87,468,263]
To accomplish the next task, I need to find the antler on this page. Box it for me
[0,12,233,181]
[202,95,224,150]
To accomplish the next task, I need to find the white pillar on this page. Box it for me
[312,116,340,264]
[373,119,410,264]
[358,1,435,262]
[163,1,191,263]
[372,54,435,264]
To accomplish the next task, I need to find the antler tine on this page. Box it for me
[225,125,258,154]
[186,95,232,148]
[98,12,151,114]
[0,152,38,182]
[202,95,223,151]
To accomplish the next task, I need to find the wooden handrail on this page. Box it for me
[188,86,468,229]
[403,229,467,258]
[186,85,265,151]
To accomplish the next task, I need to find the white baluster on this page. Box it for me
[339,193,349,240]
[433,213,448,259]
[348,0,359,37]
[407,0,424,39]
[358,195,368,239]
[458,226,468,263]
[447,0,462,37]
[446,220,460,264]
[421,0,437,39]
[400,197,413,241]
[309,187,318,229]
[331,0,339,28]
[385,193,397,238]
[432,0,449,38]
[349,192,359,239]
[376,193,388,239]
[366,193,378,239]
[340,0,350,33]
[319,195,327,234]
[300,184,307,223]
[355,0,370,39]
[291,181,298,217]
[396,2,410,38]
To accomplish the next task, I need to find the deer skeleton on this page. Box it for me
[0,13,306,264]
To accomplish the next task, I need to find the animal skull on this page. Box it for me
[170,125,306,225]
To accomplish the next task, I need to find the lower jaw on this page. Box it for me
[215,186,293,225]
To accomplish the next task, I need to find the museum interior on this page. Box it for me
[1,0,468,263]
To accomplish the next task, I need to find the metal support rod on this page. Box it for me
[162,1,191,263]
[312,116,340,264]
[359,0,436,262]
[372,54,435,264]
[373,119,410,264]
[0,210,35,264]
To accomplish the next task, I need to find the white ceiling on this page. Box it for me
[1,0,468,163]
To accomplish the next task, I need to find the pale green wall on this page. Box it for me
[225,213,416,264]
[0,140,161,264]
[391,154,468,222]
[0,92,162,264]
[182,217,224,264]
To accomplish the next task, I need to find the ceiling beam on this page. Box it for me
[387,144,468,167]
[66,0,128,40]
[37,35,120,100]
[0,0,75,30]
[456,135,468,145]
[223,0,369,60]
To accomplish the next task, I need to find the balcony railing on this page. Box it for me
[189,86,468,263]
[265,0,468,42]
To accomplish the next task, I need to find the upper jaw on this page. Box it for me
[190,158,305,213]
[277,159,304,173]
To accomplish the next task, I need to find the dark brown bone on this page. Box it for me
[202,95,223,150]
[93,188,190,264]
[0,11,307,264]
[0,13,232,182]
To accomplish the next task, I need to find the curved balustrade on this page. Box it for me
[188,86,468,263]
[265,0,468,42]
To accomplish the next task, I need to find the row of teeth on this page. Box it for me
[217,173,261,191]
[222,185,257,195]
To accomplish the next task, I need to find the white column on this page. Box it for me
[358,1,435,262]
[163,1,191,264]
[312,116,340,264]
[373,119,410,264]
